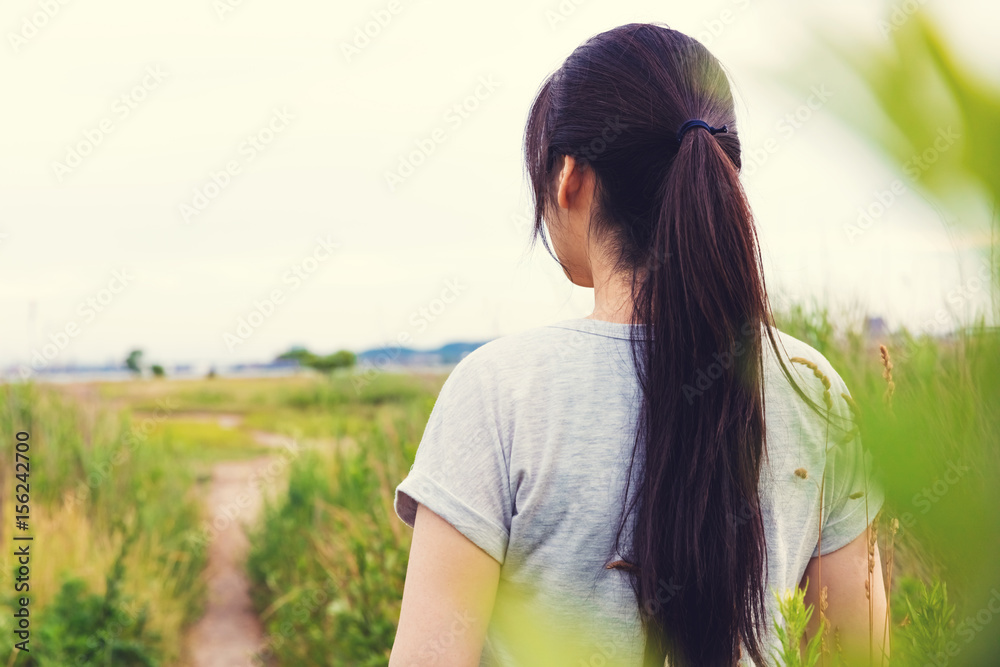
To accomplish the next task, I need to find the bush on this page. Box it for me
[247,403,429,665]
[0,384,207,666]
[22,529,159,666]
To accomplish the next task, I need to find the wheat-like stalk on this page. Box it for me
[867,512,881,666]
[879,345,895,413]
[875,345,897,664]
[880,517,899,666]
[791,356,834,410]
[820,584,831,658]
[838,393,861,448]
[604,559,638,573]
[790,355,835,666]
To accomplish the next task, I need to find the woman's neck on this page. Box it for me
[586,263,635,324]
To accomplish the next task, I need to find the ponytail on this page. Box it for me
[524,23,801,666]
[625,120,770,667]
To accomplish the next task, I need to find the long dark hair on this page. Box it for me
[523,24,792,666]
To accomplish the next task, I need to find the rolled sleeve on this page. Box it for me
[393,348,513,565]
[396,470,510,563]
[812,404,885,557]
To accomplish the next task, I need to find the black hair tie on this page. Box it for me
[676,119,728,143]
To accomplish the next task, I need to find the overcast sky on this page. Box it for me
[1,0,996,369]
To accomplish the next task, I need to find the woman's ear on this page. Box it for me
[555,155,580,211]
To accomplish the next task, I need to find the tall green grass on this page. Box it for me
[245,317,998,665]
[772,308,1000,666]
[0,384,207,666]
[246,388,431,666]
[4,320,995,665]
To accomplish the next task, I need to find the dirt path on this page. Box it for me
[183,425,301,667]
[184,455,281,667]
[49,382,309,665]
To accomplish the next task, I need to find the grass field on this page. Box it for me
[1,310,997,666]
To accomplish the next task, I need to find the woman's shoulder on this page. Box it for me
[451,319,597,369]
[763,326,856,420]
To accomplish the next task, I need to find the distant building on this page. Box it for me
[356,341,488,369]
[865,316,890,341]
[2,341,491,384]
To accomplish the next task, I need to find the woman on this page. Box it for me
[390,23,886,667]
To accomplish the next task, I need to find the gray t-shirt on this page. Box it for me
[394,317,882,666]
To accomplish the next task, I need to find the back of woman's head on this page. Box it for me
[524,23,776,666]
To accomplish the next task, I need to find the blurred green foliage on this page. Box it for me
[3,316,997,665]
[810,10,1000,224]
[23,529,158,666]
[246,392,430,666]
[780,14,1000,658]
[276,346,357,374]
[0,384,207,666]
[770,583,825,667]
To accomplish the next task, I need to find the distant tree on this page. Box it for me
[125,349,143,376]
[276,347,355,373]
[151,364,165,378]
[276,346,318,368]
[309,350,356,373]
[206,367,217,379]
